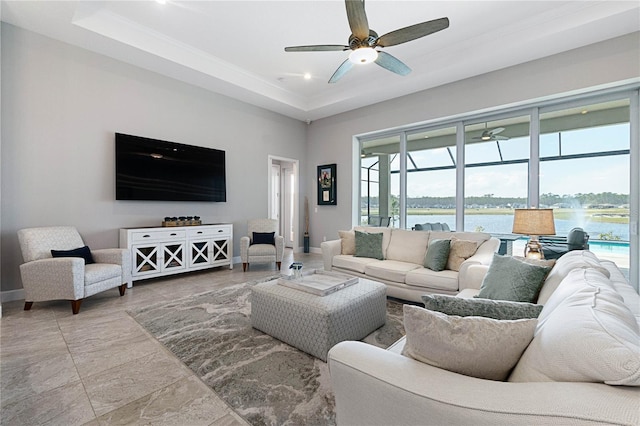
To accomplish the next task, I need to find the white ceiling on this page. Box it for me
[2,1,639,122]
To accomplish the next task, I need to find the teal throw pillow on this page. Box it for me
[354,230,384,260]
[477,253,552,303]
[422,294,543,320]
[424,239,450,271]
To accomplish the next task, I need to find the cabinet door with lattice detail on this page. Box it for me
[211,239,230,265]
[161,242,186,272]
[132,245,161,276]
[189,239,213,268]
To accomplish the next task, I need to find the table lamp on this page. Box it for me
[512,208,556,259]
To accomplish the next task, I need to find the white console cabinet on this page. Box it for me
[119,224,233,283]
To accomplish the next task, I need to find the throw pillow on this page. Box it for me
[477,253,552,303]
[338,230,356,255]
[402,305,537,381]
[446,237,478,271]
[422,294,544,320]
[51,245,95,264]
[509,268,640,386]
[354,230,384,260]
[423,239,450,271]
[252,232,275,245]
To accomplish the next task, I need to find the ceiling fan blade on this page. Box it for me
[345,0,369,40]
[329,59,354,83]
[374,51,411,76]
[490,127,505,135]
[285,45,349,52]
[493,135,509,140]
[376,17,449,47]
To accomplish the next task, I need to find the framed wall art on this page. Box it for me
[317,164,336,206]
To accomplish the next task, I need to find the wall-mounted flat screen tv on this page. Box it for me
[115,133,226,202]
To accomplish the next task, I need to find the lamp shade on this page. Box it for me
[512,209,556,236]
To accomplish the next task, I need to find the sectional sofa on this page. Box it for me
[321,227,500,302]
[329,250,640,425]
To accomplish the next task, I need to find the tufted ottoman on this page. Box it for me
[251,277,387,361]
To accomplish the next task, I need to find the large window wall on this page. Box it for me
[358,89,638,285]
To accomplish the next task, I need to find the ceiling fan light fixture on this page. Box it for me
[349,47,378,65]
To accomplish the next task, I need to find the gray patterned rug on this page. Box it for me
[128,276,406,426]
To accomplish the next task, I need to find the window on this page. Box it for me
[464,116,530,233]
[405,126,457,230]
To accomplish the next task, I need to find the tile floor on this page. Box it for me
[1,250,324,425]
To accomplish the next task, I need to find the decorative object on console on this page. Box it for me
[512,208,556,259]
[162,215,202,227]
[317,163,337,205]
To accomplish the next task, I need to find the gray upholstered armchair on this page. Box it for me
[17,226,131,314]
[240,219,284,271]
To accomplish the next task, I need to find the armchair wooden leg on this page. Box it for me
[118,284,127,296]
[71,299,83,315]
[24,301,33,311]
[276,261,281,270]
[243,263,248,272]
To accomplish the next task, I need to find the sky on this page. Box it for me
[373,123,630,199]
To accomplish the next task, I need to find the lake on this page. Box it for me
[402,214,630,241]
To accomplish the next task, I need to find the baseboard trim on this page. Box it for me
[1,288,25,303]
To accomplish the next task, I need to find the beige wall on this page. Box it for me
[2,23,638,296]
[0,24,307,293]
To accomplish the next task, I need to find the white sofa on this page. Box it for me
[321,227,500,302]
[329,251,640,425]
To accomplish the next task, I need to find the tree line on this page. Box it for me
[364,192,629,209]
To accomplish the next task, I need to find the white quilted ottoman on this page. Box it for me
[251,278,387,361]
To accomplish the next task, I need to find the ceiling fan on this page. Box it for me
[284,0,449,83]
[473,127,509,141]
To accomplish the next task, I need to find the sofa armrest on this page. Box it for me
[328,341,639,426]
[458,237,499,282]
[320,239,341,271]
[20,258,85,301]
[92,248,132,287]
[459,264,490,291]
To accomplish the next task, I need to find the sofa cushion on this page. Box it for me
[477,254,552,303]
[355,230,384,260]
[365,260,421,283]
[446,237,479,272]
[338,230,356,255]
[51,245,95,264]
[537,250,611,305]
[402,305,537,381]
[405,268,459,291]
[332,255,380,274]
[430,231,490,244]
[509,268,640,386]
[354,226,392,258]
[386,228,430,265]
[423,239,450,272]
[422,294,544,320]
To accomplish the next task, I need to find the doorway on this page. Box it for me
[268,156,299,249]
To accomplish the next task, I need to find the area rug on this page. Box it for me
[128,276,406,426]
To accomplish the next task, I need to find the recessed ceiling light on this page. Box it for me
[156,0,167,4]
[303,73,311,80]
